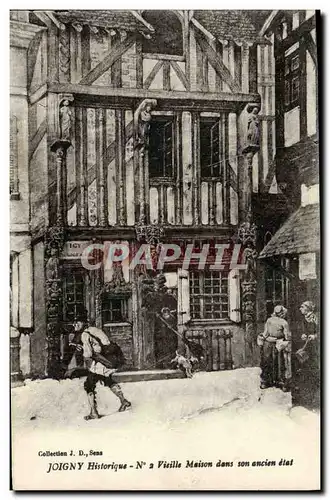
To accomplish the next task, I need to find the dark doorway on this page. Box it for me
[154,289,178,368]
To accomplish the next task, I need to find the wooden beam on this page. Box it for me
[248,44,258,94]
[49,82,260,107]
[191,17,216,42]
[223,118,230,225]
[302,31,317,66]
[163,60,171,91]
[75,106,83,225]
[33,11,52,28]
[175,111,183,225]
[29,119,47,161]
[275,53,285,151]
[135,40,143,89]
[67,120,134,210]
[263,160,276,192]
[277,15,316,53]
[170,60,189,90]
[111,31,122,88]
[28,83,47,104]
[95,107,101,226]
[79,33,136,86]
[130,10,154,34]
[258,117,264,192]
[27,30,43,89]
[64,224,236,241]
[101,108,108,226]
[59,28,71,83]
[47,25,59,83]
[81,107,89,225]
[228,164,238,192]
[299,36,307,140]
[143,60,163,89]
[115,109,126,225]
[81,26,91,78]
[194,30,241,93]
[196,36,204,92]
[192,112,201,225]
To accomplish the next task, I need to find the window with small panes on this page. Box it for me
[284,51,300,111]
[189,270,229,320]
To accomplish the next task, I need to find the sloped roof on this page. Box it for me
[194,10,269,43]
[54,10,154,34]
[259,204,320,258]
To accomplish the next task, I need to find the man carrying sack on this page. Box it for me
[71,307,131,420]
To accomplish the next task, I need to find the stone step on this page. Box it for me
[113,369,185,383]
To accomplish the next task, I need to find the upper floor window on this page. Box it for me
[142,11,183,57]
[149,117,174,178]
[200,118,221,178]
[284,51,300,111]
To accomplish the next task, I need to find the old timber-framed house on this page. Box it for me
[10,10,284,380]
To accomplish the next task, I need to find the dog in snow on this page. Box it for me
[171,350,195,378]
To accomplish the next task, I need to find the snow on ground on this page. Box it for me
[12,368,263,429]
[11,368,320,490]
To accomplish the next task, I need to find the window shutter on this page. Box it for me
[229,269,241,323]
[177,268,190,325]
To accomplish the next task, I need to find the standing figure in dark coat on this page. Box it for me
[292,301,320,410]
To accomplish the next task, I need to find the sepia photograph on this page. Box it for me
[9,8,320,491]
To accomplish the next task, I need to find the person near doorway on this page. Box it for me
[71,308,131,420]
[292,301,319,410]
[257,305,291,390]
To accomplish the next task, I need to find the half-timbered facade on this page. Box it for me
[257,10,319,407]
[11,10,280,379]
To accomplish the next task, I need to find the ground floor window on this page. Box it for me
[102,295,128,324]
[189,270,229,320]
[63,269,85,322]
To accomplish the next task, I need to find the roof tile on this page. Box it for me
[259,204,320,258]
[55,10,153,34]
[194,10,267,42]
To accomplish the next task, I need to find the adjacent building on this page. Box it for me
[257,10,319,406]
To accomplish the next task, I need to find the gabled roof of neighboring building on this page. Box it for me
[54,10,154,35]
[193,10,269,43]
[259,203,320,258]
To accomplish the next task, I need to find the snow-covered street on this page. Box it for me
[11,368,320,490]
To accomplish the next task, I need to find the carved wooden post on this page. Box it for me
[45,224,65,378]
[239,102,260,221]
[133,98,157,225]
[236,215,258,366]
[45,96,72,378]
[237,102,260,365]
[51,139,71,226]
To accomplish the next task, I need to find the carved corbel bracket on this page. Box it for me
[45,223,66,258]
